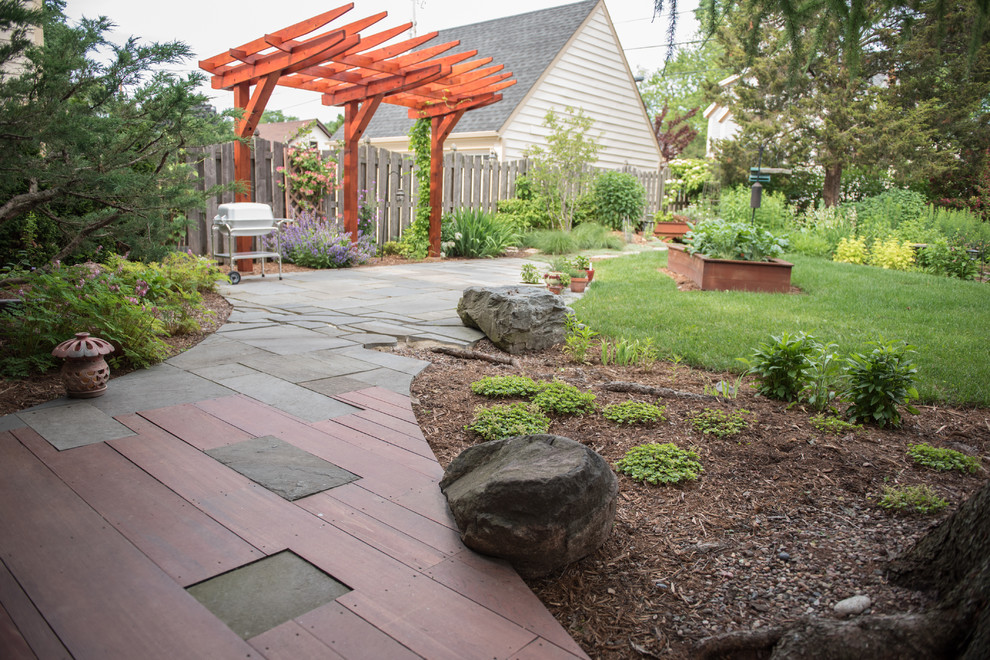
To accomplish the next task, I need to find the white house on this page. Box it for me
[703,73,743,157]
[255,119,337,152]
[341,0,662,171]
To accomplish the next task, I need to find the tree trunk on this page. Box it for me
[695,480,990,659]
[822,163,843,207]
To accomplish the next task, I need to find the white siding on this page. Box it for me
[499,5,661,171]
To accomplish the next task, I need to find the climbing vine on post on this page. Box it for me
[398,118,433,258]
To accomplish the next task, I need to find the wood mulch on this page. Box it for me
[391,339,990,659]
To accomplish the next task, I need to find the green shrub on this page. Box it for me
[686,220,788,262]
[443,209,519,258]
[470,375,543,398]
[689,408,752,437]
[907,443,981,473]
[800,340,843,412]
[531,380,597,415]
[0,254,223,376]
[834,236,868,264]
[852,189,927,243]
[572,222,623,250]
[917,238,980,280]
[785,230,834,258]
[615,443,703,485]
[563,313,598,364]
[741,332,817,401]
[527,230,578,254]
[602,401,667,425]
[878,484,948,514]
[495,197,552,231]
[868,238,915,271]
[809,414,862,435]
[520,263,542,284]
[718,184,795,233]
[591,171,646,230]
[466,403,551,441]
[843,339,919,427]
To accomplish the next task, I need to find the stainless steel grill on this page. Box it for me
[212,203,288,284]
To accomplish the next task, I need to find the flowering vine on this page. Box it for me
[277,145,339,212]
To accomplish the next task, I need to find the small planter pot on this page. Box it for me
[654,221,691,242]
[667,243,792,293]
[51,332,116,398]
[584,268,595,282]
[547,284,564,295]
[569,277,589,293]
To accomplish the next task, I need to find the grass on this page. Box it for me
[572,250,990,406]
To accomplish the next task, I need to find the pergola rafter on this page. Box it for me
[200,2,515,266]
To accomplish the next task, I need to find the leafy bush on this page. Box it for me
[800,340,843,412]
[602,401,667,425]
[852,189,927,243]
[718,184,794,233]
[907,443,981,473]
[531,380,597,415]
[878,484,948,514]
[785,230,834,258]
[741,332,817,401]
[663,159,711,208]
[843,339,919,427]
[466,403,551,441]
[563,313,598,363]
[809,414,862,435]
[470,375,542,398]
[868,238,915,271]
[572,222,624,250]
[591,171,646,230]
[834,236,869,264]
[1,254,224,376]
[273,212,375,268]
[685,220,788,262]
[917,238,980,280]
[496,197,552,231]
[520,263,542,284]
[689,408,752,437]
[442,209,519,258]
[615,443,703,485]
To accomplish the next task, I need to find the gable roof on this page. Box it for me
[345,0,599,139]
[256,119,334,143]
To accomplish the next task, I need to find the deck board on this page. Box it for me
[248,620,346,660]
[329,413,436,461]
[14,426,263,587]
[138,402,253,450]
[0,432,255,659]
[311,417,442,477]
[295,601,422,660]
[333,390,420,424]
[0,558,67,660]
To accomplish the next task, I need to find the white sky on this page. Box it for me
[63,0,699,121]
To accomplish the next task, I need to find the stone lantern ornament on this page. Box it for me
[51,332,115,398]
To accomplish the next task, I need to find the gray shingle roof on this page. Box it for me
[338,0,599,139]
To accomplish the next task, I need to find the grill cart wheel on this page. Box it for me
[228,271,242,285]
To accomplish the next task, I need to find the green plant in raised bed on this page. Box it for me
[466,403,551,441]
[809,414,862,435]
[907,443,981,473]
[689,408,753,438]
[615,443,703,485]
[602,401,667,425]
[531,380,596,415]
[470,375,542,398]
[878,484,948,514]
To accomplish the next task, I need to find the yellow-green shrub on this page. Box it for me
[834,236,868,264]
[868,238,915,271]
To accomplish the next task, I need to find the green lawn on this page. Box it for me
[573,250,990,406]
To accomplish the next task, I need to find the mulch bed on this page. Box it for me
[391,339,990,659]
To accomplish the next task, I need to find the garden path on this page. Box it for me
[0,259,590,659]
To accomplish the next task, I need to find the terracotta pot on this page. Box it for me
[51,332,115,398]
[569,277,589,293]
[585,268,595,282]
[547,284,564,295]
[654,221,691,241]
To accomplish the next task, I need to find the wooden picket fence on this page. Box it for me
[183,138,667,255]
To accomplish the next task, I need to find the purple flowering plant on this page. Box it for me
[268,211,375,269]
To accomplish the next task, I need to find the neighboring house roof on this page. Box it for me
[256,119,334,144]
[341,0,600,139]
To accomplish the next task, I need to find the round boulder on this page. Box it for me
[456,286,573,354]
[439,434,618,578]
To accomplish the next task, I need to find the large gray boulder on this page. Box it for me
[456,286,573,354]
[439,434,618,578]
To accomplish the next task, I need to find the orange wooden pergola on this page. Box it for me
[200,3,515,267]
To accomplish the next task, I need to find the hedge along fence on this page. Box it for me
[182,138,667,256]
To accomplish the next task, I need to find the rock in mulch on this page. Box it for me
[456,286,573,354]
[439,434,618,578]
[833,595,872,616]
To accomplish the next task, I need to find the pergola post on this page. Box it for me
[342,95,384,240]
[429,110,466,257]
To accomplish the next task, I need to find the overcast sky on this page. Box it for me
[64,0,699,121]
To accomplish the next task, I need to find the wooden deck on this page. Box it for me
[0,387,588,659]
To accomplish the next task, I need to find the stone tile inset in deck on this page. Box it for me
[187,551,351,640]
[206,435,359,501]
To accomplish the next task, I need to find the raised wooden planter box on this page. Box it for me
[654,221,691,242]
[667,243,793,293]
